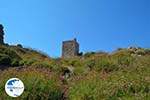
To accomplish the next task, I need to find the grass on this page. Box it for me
[0,67,63,100]
[0,45,150,99]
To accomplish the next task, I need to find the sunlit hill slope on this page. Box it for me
[1,45,150,99]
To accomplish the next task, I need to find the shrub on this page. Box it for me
[64,58,82,67]
[10,59,20,66]
[0,46,21,66]
[22,77,63,100]
[135,49,146,55]
[0,67,64,100]
[0,46,21,60]
[94,58,118,72]
[32,61,52,68]
[84,52,95,57]
[145,49,150,55]
[73,67,86,75]
[19,59,35,66]
[17,44,23,48]
[0,54,11,65]
[68,76,102,100]
[84,57,96,69]
[112,50,135,66]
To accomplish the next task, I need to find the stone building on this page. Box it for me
[62,38,79,58]
[0,24,4,44]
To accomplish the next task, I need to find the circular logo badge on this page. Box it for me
[5,78,24,97]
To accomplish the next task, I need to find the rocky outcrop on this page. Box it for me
[0,24,4,44]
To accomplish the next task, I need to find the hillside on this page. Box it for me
[1,45,150,99]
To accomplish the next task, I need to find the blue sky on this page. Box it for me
[0,0,149,57]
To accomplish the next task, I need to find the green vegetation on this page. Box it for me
[0,45,150,99]
[0,45,21,66]
[0,67,63,100]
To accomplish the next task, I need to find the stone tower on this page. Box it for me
[62,38,79,58]
[0,24,4,44]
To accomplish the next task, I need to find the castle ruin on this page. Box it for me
[62,38,79,58]
[0,24,4,44]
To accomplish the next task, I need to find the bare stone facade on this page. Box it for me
[62,38,79,58]
[0,24,4,44]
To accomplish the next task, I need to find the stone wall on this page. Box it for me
[62,38,79,58]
